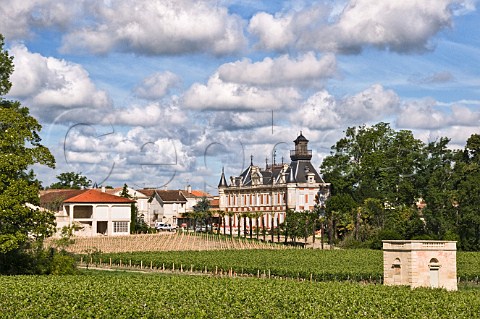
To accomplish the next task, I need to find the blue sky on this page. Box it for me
[1,0,479,193]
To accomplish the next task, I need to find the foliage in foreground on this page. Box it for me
[0,246,76,275]
[1,272,479,318]
[0,33,58,274]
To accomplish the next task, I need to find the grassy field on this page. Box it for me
[1,271,479,318]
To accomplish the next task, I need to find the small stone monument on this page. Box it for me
[383,240,457,291]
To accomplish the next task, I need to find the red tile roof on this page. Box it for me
[63,189,135,204]
[209,199,219,209]
[190,190,213,198]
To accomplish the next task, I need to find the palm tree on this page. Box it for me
[253,212,262,240]
[241,212,249,239]
[237,213,242,239]
[193,196,210,232]
[217,210,226,235]
[262,213,267,242]
[182,210,192,230]
[248,212,254,239]
[227,211,235,238]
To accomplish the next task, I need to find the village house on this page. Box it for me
[104,186,152,226]
[40,189,135,237]
[137,187,214,228]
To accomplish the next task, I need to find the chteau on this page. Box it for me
[218,133,330,231]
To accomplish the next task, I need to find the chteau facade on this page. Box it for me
[218,133,330,232]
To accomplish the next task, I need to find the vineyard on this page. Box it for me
[1,272,480,318]
[83,249,383,282]
[45,232,287,254]
[80,249,480,283]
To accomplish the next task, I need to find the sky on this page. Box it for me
[1,0,479,194]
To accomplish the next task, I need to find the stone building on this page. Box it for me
[218,133,330,233]
[383,240,457,291]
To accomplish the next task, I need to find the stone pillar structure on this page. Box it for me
[383,240,457,291]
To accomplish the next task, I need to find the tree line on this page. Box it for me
[320,122,480,250]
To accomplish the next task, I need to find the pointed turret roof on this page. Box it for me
[293,131,308,144]
[218,167,228,188]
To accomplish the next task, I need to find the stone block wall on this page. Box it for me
[383,240,457,291]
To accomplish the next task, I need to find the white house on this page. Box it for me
[61,189,135,236]
[104,186,152,227]
[181,186,214,211]
[137,190,188,226]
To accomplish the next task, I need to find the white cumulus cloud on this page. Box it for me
[183,73,301,111]
[218,52,336,88]
[8,44,111,122]
[60,0,246,56]
[339,84,400,121]
[292,85,400,129]
[134,71,181,100]
[110,103,186,127]
[249,0,466,53]
[0,0,82,40]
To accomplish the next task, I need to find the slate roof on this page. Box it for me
[224,133,324,187]
[218,168,228,188]
[155,190,187,203]
[294,132,308,144]
[137,189,156,197]
[289,160,323,183]
[63,189,135,204]
[40,189,87,209]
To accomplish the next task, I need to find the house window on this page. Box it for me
[113,221,129,233]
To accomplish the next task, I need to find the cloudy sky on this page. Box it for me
[1,0,479,193]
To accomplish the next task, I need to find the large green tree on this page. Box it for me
[320,123,430,247]
[0,35,56,256]
[48,171,91,189]
[321,122,480,250]
[453,134,480,250]
[321,122,426,206]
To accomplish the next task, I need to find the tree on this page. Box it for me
[193,196,210,232]
[452,134,480,250]
[284,210,316,245]
[0,34,56,270]
[321,123,426,207]
[130,203,137,234]
[120,183,132,198]
[48,172,91,189]
[321,123,432,247]
[325,194,357,243]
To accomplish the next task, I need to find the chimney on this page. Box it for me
[187,185,192,193]
[101,186,106,193]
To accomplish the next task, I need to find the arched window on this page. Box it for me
[392,258,402,284]
[429,258,441,288]
[392,258,401,268]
